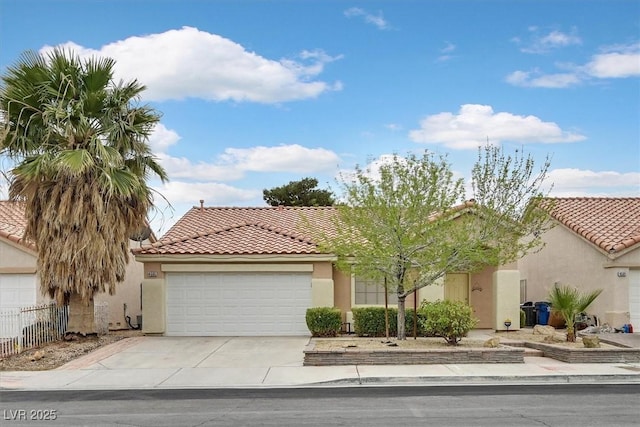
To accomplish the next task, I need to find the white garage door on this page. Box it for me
[0,274,37,311]
[629,269,640,329]
[166,272,312,336]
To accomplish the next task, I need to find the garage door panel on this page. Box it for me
[166,272,311,336]
[0,274,37,310]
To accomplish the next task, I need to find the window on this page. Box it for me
[354,277,398,305]
[520,279,527,304]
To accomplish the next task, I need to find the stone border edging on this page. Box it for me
[524,342,640,363]
[303,342,525,366]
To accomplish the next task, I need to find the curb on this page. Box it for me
[316,374,640,386]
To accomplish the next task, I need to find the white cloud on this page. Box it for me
[149,123,181,153]
[335,154,403,188]
[436,41,457,62]
[154,181,261,205]
[585,43,640,78]
[156,144,340,182]
[41,27,342,103]
[385,123,403,131]
[156,153,245,181]
[506,70,581,88]
[219,144,340,173]
[516,28,582,54]
[441,41,456,54]
[408,104,585,149]
[507,42,639,88]
[548,168,640,196]
[344,7,390,30]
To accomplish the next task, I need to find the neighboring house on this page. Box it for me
[518,197,640,329]
[0,200,148,330]
[133,203,521,337]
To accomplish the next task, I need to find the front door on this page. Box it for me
[444,273,469,304]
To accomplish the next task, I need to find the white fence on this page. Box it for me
[0,302,109,358]
[0,303,68,357]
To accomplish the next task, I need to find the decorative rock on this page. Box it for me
[582,335,601,348]
[484,337,500,348]
[533,325,556,335]
[30,350,45,361]
[543,334,564,343]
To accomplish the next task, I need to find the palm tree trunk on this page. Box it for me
[66,293,96,336]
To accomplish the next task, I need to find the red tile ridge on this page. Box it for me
[541,196,640,254]
[133,221,316,254]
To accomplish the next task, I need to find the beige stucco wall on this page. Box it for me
[518,223,640,327]
[1,238,145,329]
[493,270,521,331]
[141,278,165,334]
[418,277,445,303]
[0,240,37,271]
[94,247,145,330]
[311,261,335,307]
[333,267,352,318]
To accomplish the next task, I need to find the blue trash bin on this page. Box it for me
[535,302,551,325]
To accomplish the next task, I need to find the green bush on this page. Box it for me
[520,309,526,327]
[352,307,427,337]
[305,307,342,337]
[418,300,478,345]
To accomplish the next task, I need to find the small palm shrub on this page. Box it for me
[305,307,342,337]
[547,285,602,342]
[419,300,478,346]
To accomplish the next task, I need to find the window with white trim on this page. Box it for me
[354,277,398,305]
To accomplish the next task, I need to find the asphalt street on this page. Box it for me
[2,384,639,427]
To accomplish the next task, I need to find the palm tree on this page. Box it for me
[547,284,603,342]
[0,49,168,335]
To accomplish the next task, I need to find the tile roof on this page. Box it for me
[0,200,34,251]
[135,206,337,255]
[543,197,640,255]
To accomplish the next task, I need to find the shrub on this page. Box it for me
[418,300,478,345]
[547,284,602,342]
[520,309,526,328]
[305,307,342,337]
[352,307,427,337]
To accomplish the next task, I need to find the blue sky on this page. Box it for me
[1,0,639,234]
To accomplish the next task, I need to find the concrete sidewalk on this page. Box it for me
[1,334,639,390]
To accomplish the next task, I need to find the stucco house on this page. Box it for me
[518,197,640,329]
[133,203,521,337]
[0,200,148,330]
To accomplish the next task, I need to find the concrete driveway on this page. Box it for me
[94,336,310,369]
[56,336,319,388]
[2,336,364,390]
[2,334,639,391]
